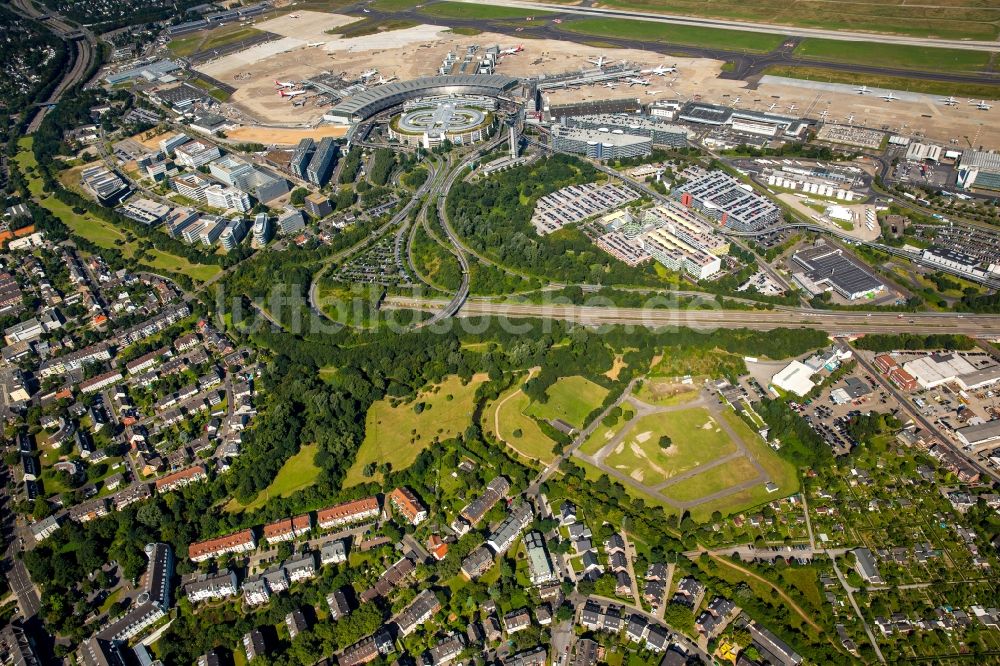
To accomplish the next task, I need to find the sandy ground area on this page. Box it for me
[225,125,349,144]
[190,11,1000,148]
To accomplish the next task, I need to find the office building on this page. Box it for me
[118,198,170,226]
[160,133,191,156]
[171,173,212,204]
[81,166,130,206]
[290,138,315,179]
[173,141,221,169]
[205,185,251,213]
[305,192,332,219]
[277,208,305,235]
[306,137,338,186]
[219,217,249,250]
[252,213,271,246]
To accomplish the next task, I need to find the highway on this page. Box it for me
[385,297,1000,337]
[448,0,1000,51]
[11,0,98,134]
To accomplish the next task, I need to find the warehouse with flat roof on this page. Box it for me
[791,244,885,300]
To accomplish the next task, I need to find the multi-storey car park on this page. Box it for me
[673,170,781,233]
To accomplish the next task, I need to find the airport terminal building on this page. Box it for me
[323,75,518,125]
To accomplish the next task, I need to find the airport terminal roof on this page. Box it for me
[326,75,518,123]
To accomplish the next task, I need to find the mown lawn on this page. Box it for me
[226,443,322,512]
[344,374,487,486]
[420,2,551,19]
[489,385,556,464]
[794,39,991,73]
[525,375,608,430]
[661,455,758,502]
[561,17,784,53]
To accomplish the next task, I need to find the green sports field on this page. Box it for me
[344,374,487,486]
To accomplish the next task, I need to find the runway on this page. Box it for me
[385,297,1000,337]
[448,0,1000,52]
[366,7,1000,90]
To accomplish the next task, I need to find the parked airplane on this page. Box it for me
[971,99,992,110]
[881,92,897,102]
[787,104,797,113]
[373,75,396,85]
[278,89,307,97]
[641,64,678,76]
[274,80,295,88]
[602,82,617,89]
[845,114,855,124]
[289,13,299,18]
[307,42,325,47]
[819,109,830,120]
[644,90,662,96]
[730,96,741,106]
[499,45,524,56]
[588,55,612,68]
[362,7,371,12]
[856,85,870,95]
[942,96,959,106]
[360,69,378,80]
[767,102,778,111]
[624,77,650,86]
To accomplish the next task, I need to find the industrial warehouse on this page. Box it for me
[790,243,886,301]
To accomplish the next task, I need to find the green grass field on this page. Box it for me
[661,455,758,502]
[675,411,799,520]
[764,65,1000,101]
[344,374,487,486]
[420,2,551,20]
[578,418,627,456]
[794,39,992,73]
[169,26,264,57]
[525,375,608,430]
[329,18,418,37]
[561,17,785,54]
[603,408,737,486]
[226,443,322,512]
[489,386,557,464]
[554,0,1000,40]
